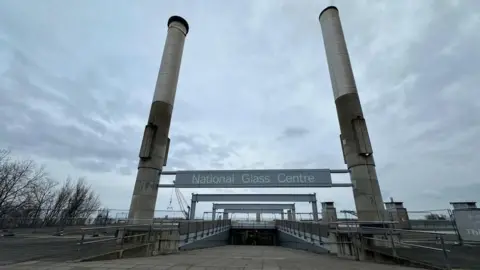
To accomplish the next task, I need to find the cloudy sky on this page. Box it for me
[0,0,479,219]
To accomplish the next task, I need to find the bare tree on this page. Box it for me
[62,178,100,225]
[43,178,73,226]
[0,150,47,222]
[0,149,103,229]
[27,177,58,226]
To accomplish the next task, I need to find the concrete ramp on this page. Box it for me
[2,245,421,269]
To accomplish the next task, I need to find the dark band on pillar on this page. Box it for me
[168,16,189,34]
[319,6,338,20]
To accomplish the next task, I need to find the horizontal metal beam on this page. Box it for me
[213,203,294,210]
[331,183,353,187]
[161,169,349,175]
[192,193,316,202]
[223,209,284,214]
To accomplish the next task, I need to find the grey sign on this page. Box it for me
[454,209,480,242]
[173,169,333,188]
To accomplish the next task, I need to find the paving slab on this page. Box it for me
[0,245,424,269]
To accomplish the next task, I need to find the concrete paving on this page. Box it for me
[1,245,423,269]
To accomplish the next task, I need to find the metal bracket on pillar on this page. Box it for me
[163,137,171,166]
[139,123,157,159]
[351,117,373,157]
[339,134,347,164]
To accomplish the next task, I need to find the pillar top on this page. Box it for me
[168,16,189,35]
[319,6,338,20]
[450,201,477,209]
[385,201,404,209]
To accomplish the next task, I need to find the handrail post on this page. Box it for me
[440,235,451,270]
[388,228,397,257]
[147,225,152,244]
[318,224,323,244]
[78,231,85,251]
[121,226,125,249]
[185,221,190,243]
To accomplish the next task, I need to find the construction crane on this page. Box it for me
[175,188,190,219]
[166,187,190,219]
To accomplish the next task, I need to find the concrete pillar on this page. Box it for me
[223,212,228,220]
[189,200,196,220]
[281,212,285,220]
[287,210,292,221]
[291,205,296,221]
[128,16,189,224]
[385,201,410,229]
[212,208,216,221]
[256,212,261,222]
[319,6,385,222]
[312,199,319,222]
[321,202,337,224]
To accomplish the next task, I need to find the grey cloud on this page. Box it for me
[279,127,310,140]
[404,183,480,210]
[117,166,133,176]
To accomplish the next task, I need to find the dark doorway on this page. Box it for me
[230,229,277,246]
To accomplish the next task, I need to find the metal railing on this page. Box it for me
[275,220,330,239]
[276,219,476,269]
[78,224,151,248]
[77,219,231,258]
[356,226,453,270]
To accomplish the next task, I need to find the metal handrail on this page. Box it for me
[80,224,152,231]
[362,236,451,252]
[360,228,452,269]
[361,226,450,236]
[78,236,116,245]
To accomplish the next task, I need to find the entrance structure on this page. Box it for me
[212,203,294,220]
[190,193,315,221]
[128,6,387,224]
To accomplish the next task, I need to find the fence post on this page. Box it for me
[185,221,190,243]
[303,222,307,239]
[78,231,85,251]
[147,225,152,244]
[440,235,452,270]
[121,226,125,249]
[194,221,198,240]
[388,228,397,257]
[318,224,323,244]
